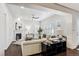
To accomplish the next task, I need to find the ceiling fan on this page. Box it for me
[32,14,39,19]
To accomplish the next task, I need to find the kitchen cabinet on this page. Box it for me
[42,41,66,56]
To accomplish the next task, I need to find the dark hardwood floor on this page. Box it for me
[32,49,79,56]
[5,41,22,56]
[55,48,79,56]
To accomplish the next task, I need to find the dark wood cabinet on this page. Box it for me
[42,41,66,56]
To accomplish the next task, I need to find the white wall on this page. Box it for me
[0,4,14,56]
[13,17,40,40]
[2,4,14,49]
[0,12,6,56]
[74,15,79,45]
[41,15,67,36]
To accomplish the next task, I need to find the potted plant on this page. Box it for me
[38,27,43,39]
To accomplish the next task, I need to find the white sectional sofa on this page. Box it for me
[13,38,46,56]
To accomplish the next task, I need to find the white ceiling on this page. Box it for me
[7,3,69,22]
[6,3,70,24]
[7,4,56,22]
[59,3,79,12]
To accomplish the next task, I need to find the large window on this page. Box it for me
[52,28,54,35]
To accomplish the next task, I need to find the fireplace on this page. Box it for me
[16,33,22,40]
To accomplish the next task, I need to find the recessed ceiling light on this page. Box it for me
[17,18,21,21]
[20,6,24,9]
